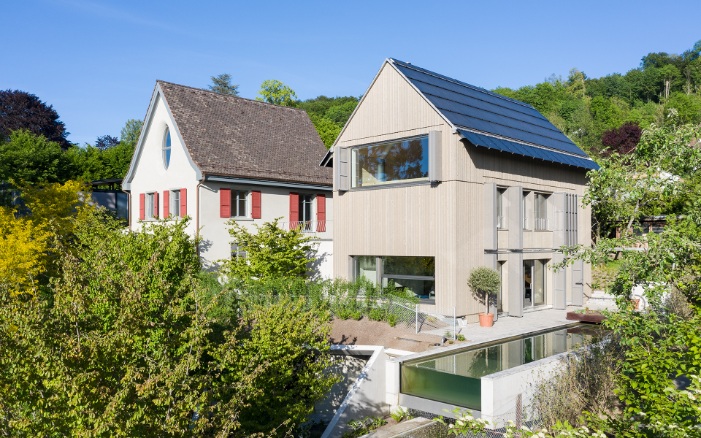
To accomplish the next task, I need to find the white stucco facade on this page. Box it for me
[124,84,334,278]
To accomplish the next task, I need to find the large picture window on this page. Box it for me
[353,255,435,301]
[351,136,429,188]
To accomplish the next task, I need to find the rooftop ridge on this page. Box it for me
[156,80,307,114]
[388,58,534,110]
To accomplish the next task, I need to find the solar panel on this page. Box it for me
[457,130,599,170]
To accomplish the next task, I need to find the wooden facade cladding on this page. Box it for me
[332,60,592,318]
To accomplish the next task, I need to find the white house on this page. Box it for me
[325,59,598,319]
[123,81,333,276]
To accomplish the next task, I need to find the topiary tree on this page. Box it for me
[467,267,500,314]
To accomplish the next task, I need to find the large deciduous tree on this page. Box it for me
[0,90,71,149]
[0,130,74,184]
[256,80,298,106]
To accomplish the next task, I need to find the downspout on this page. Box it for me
[196,178,203,259]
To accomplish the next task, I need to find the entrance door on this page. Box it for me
[524,260,547,308]
[523,260,533,307]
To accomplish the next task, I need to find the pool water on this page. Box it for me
[400,324,602,410]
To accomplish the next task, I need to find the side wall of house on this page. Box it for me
[199,181,333,278]
[128,94,199,238]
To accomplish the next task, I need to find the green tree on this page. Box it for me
[0,130,74,184]
[0,212,336,436]
[256,80,298,106]
[308,113,341,148]
[225,218,315,280]
[120,118,144,146]
[209,73,239,96]
[560,123,701,434]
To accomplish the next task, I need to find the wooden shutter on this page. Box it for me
[180,188,187,217]
[251,190,261,219]
[220,188,231,218]
[316,194,326,232]
[139,193,145,220]
[163,191,170,218]
[289,192,299,229]
[153,192,159,218]
[334,146,350,191]
[428,130,442,182]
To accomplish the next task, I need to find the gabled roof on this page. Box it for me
[388,59,598,170]
[135,81,331,186]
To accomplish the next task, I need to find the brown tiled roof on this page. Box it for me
[158,81,331,186]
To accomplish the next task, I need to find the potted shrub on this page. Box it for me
[468,267,501,327]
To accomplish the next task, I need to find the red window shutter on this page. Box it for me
[163,191,170,218]
[220,188,231,218]
[180,188,187,217]
[153,192,159,218]
[251,191,261,219]
[289,192,299,229]
[139,193,145,220]
[316,194,326,232]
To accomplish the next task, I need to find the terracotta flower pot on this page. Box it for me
[479,312,494,327]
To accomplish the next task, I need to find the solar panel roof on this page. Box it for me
[389,58,597,170]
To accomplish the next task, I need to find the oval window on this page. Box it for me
[163,127,172,168]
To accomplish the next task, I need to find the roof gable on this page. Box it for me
[388,59,597,170]
[132,81,331,187]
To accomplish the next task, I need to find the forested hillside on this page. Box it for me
[493,40,701,157]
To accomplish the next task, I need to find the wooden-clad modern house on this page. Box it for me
[327,59,598,319]
[123,81,333,276]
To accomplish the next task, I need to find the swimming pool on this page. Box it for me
[400,324,603,410]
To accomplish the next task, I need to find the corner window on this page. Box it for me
[163,127,172,169]
[353,256,435,301]
[351,136,429,188]
[232,190,248,218]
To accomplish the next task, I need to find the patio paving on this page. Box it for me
[423,307,579,347]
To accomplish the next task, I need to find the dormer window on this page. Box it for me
[163,127,172,169]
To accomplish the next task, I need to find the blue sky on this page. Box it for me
[3,0,700,146]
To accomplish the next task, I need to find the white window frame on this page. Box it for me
[299,194,314,232]
[170,190,180,218]
[145,193,155,220]
[232,190,248,218]
[163,127,172,169]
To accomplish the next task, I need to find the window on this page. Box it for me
[353,256,435,301]
[496,188,506,229]
[534,193,549,231]
[524,259,547,307]
[231,243,246,260]
[232,190,247,218]
[299,194,313,231]
[522,191,531,230]
[163,127,172,169]
[170,190,180,217]
[351,136,429,188]
[145,193,155,220]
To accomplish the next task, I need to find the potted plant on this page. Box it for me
[468,267,501,327]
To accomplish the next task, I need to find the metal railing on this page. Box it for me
[279,220,332,234]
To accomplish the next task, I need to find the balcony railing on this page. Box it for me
[281,220,332,234]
